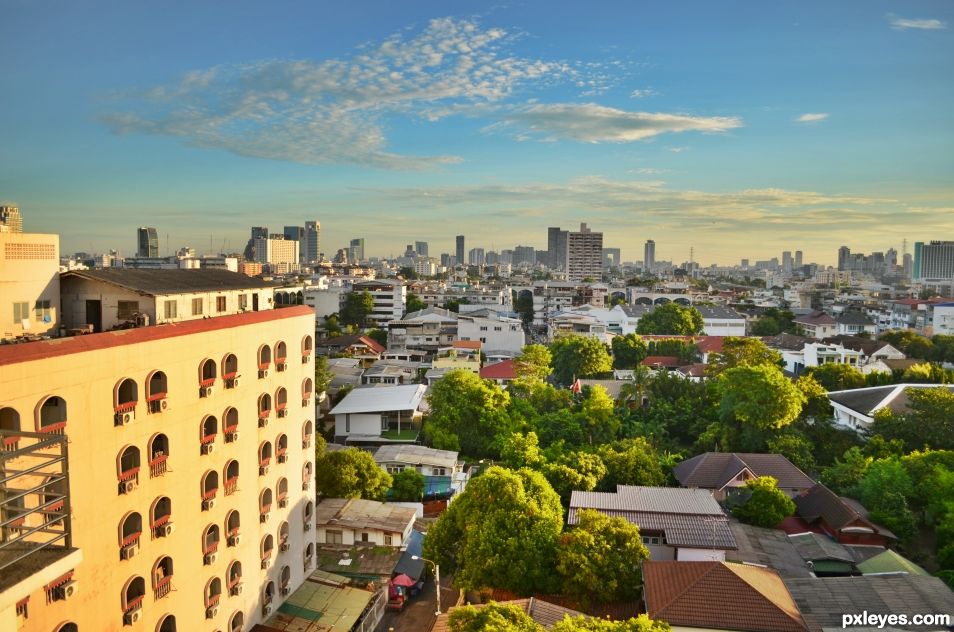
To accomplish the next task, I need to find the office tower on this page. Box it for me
[644,240,656,273]
[468,248,485,265]
[547,227,568,270]
[741,259,750,269]
[456,235,465,266]
[137,227,159,258]
[782,251,793,273]
[795,251,803,268]
[304,221,320,263]
[0,205,23,232]
[886,248,898,268]
[349,238,365,262]
[913,241,954,280]
[485,251,500,265]
[566,223,603,282]
[903,253,913,278]
[244,226,269,261]
[513,246,536,266]
[499,249,514,265]
[255,235,300,273]
[415,241,428,257]
[440,253,453,268]
[837,246,850,271]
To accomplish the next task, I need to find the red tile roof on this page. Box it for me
[638,335,726,353]
[453,340,482,350]
[641,355,681,368]
[0,306,314,367]
[480,359,516,380]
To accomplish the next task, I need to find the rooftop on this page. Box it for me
[674,452,816,492]
[313,498,417,533]
[856,549,929,577]
[480,359,517,380]
[373,444,458,469]
[794,484,895,540]
[827,383,954,418]
[329,384,427,415]
[254,569,379,632]
[61,267,275,294]
[431,598,588,632]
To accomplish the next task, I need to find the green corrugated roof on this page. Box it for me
[857,549,929,576]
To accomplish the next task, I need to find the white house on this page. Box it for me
[828,383,954,432]
[620,305,746,337]
[457,310,526,356]
[330,384,427,444]
[353,279,406,326]
[932,302,954,336]
[387,306,458,351]
[314,498,416,548]
[794,311,838,339]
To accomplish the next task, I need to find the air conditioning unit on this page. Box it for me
[206,605,219,619]
[302,398,310,407]
[277,455,287,464]
[259,465,269,476]
[258,418,268,428]
[200,386,214,398]
[278,498,288,508]
[202,498,216,511]
[124,606,142,625]
[204,552,218,565]
[281,586,291,597]
[201,442,215,455]
[302,354,310,363]
[261,559,270,570]
[162,523,175,537]
[260,512,270,523]
[119,480,137,495]
[114,411,134,426]
[227,534,241,546]
[120,543,138,560]
[303,522,311,532]
[302,481,310,491]
[258,368,269,379]
[276,362,287,372]
[231,377,240,388]
[302,439,311,449]
[151,399,168,413]
[263,604,273,616]
[277,408,288,418]
[160,399,168,410]
[225,431,239,442]
[56,580,78,600]
[279,542,289,552]
[230,583,244,596]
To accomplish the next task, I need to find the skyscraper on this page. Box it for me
[304,220,320,263]
[513,245,536,266]
[547,226,568,270]
[415,241,429,257]
[0,205,23,233]
[137,227,159,258]
[782,251,793,273]
[349,238,365,262]
[644,240,656,273]
[284,225,305,264]
[838,246,850,271]
[794,251,803,268]
[913,241,954,280]
[468,248,485,265]
[566,223,603,281]
[456,235,465,266]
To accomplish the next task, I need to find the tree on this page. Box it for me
[552,616,671,632]
[425,370,514,457]
[731,476,795,528]
[820,447,872,494]
[444,298,470,313]
[324,313,342,337]
[579,385,621,444]
[423,467,564,594]
[314,448,392,500]
[550,335,612,385]
[870,387,954,451]
[405,293,426,315]
[390,468,426,502]
[500,431,545,469]
[556,509,649,606]
[448,603,541,632]
[514,292,535,325]
[339,291,374,328]
[855,458,917,541]
[514,345,553,383]
[542,452,606,502]
[612,334,648,369]
[749,308,797,336]
[805,364,865,391]
[635,303,704,335]
[719,365,804,431]
[795,374,831,420]
[708,337,781,374]
[314,355,333,396]
[365,328,388,347]
[598,438,666,490]
[766,433,816,474]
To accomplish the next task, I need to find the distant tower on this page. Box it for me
[349,238,365,262]
[456,235,465,266]
[837,246,850,271]
[304,221,321,263]
[0,205,23,233]
[137,227,159,258]
[794,250,803,268]
[415,241,429,257]
[644,239,656,272]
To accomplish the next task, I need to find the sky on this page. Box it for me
[1,0,953,266]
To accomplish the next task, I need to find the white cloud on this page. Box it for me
[498,103,742,143]
[796,113,829,123]
[630,88,658,99]
[889,17,946,30]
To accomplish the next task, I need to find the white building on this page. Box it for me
[330,384,427,445]
[828,384,954,432]
[1,231,61,340]
[353,279,406,327]
[457,310,526,356]
[387,307,457,351]
[254,236,300,274]
[931,302,954,336]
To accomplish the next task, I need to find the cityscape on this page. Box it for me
[2,2,954,632]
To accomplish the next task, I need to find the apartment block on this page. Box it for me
[1,232,61,340]
[566,223,603,282]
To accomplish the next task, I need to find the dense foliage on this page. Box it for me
[635,303,704,335]
[314,448,392,500]
[731,476,796,528]
[550,335,613,385]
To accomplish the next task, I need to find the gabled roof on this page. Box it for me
[836,311,875,326]
[827,384,954,417]
[480,359,517,380]
[393,306,457,323]
[315,334,385,354]
[643,561,808,632]
[856,548,929,576]
[794,484,895,540]
[329,384,426,414]
[313,498,416,533]
[787,532,855,564]
[764,332,813,351]
[373,444,458,469]
[641,355,682,368]
[794,311,837,326]
[821,335,898,357]
[61,268,275,295]
[674,453,815,491]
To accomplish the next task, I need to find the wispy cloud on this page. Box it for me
[630,88,658,99]
[795,112,829,123]
[889,16,946,30]
[495,103,742,143]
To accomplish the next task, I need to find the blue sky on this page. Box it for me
[1,0,952,265]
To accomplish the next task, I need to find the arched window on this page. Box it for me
[201,470,218,508]
[224,460,239,496]
[280,565,291,590]
[229,611,244,632]
[304,542,314,571]
[260,489,273,521]
[274,387,288,417]
[146,370,168,413]
[1,407,22,451]
[259,441,272,475]
[223,407,239,441]
[117,446,140,492]
[114,378,138,421]
[301,378,313,407]
[203,524,220,561]
[274,341,288,372]
[205,577,222,608]
[151,497,172,537]
[277,478,289,508]
[152,556,174,599]
[302,462,312,491]
[201,415,217,453]
[302,420,313,449]
[123,576,146,615]
[54,623,78,632]
[302,335,313,362]
[36,396,67,434]
[222,353,239,389]
[257,345,272,378]
[303,500,314,531]
[263,579,276,605]
[157,614,177,632]
[257,393,272,427]
[148,433,170,478]
[227,561,243,594]
[225,510,240,544]
[119,512,143,558]
[261,534,274,568]
[278,521,290,552]
[199,358,217,386]
[276,433,288,464]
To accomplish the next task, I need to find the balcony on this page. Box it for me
[154,574,172,599]
[149,454,168,478]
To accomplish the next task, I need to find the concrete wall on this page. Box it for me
[676,548,727,561]
[0,232,60,339]
[335,413,382,437]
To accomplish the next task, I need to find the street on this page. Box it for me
[377,573,460,632]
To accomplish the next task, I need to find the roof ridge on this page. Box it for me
[723,563,805,630]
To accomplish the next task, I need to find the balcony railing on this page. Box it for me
[225,477,239,496]
[154,575,172,599]
[149,454,168,478]
[124,595,144,614]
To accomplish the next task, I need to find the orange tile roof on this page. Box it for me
[453,340,483,350]
[480,359,516,380]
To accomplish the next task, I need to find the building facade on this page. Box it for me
[1,205,24,233]
[137,228,159,259]
[1,232,61,340]
[303,221,320,264]
[913,241,954,281]
[566,223,602,282]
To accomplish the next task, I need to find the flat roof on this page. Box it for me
[254,569,379,632]
[329,384,426,414]
[62,268,275,294]
[374,444,458,468]
[313,498,417,533]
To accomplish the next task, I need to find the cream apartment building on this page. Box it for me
[0,305,318,632]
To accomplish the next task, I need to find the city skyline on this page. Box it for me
[2,1,953,263]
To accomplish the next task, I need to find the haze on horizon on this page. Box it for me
[1,0,952,266]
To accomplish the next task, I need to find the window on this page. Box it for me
[216,296,227,312]
[34,300,52,321]
[191,298,203,316]
[494,326,502,331]
[164,300,177,319]
[238,294,248,310]
[360,532,370,543]
[326,530,343,544]
[386,466,404,474]
[433,467,447,476]
[13,301,28,323]
[384,534,393,546]
[479,326,488,331]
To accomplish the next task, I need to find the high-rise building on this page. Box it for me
[782,251,793,273]
[468,248,485,265]
[837,246,850,271]
[456,236,465,266]
[547,227,568,270]
[440,253,453,268]
[255,236,300,273]
[566,223,603,282]
[0,205,23,233]
[602,248,621,269]
[415,241,429,257]
[513,246,536,266]
[137,227,159,258]
[283,226,305,263]
[794,251,803,268]
[913,241,954,280]
[349,238,365,263]
[644,240,656,273]
[303,221,320,263]
[244,226,269,261]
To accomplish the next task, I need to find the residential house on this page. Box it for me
[568,486,737,561]
[374,444,465,497]
[856,549,929,577]
[835,311,877,336]
[360,360,419,385]
[480,359,517,386]
[314,334,385,367]
[794,311,837,339]
[673,453,816,501]
[548,310,610,342]
[765,334,864,376]
[431,340,482,374]
[314,498,416,548]
[621,305,746,336]
[457,309,525,356]
[827,383,954,432]
[786,532,859,577]
[821,335,905,370]
[387,307,458,352]
[793,484,896,547]
[528,281,607,326]
[330,384,427,445]
[642,561,808,632]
